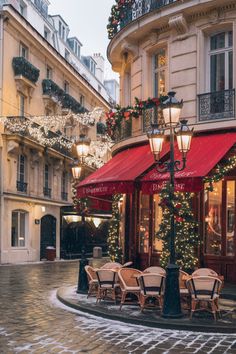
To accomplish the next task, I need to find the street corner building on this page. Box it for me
[77,0,236,283]
[0,0,112,264]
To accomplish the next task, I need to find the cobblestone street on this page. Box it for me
[0,261,236,354]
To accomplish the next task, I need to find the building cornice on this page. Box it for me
[1,4,111,109]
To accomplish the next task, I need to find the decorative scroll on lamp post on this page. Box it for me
[71,134,91,293]
[147,91,193,318]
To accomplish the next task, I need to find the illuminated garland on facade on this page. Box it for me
[157,185,199,272]
[107,194,123,262]
[204,155,236,191]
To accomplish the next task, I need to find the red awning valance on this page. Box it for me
[141,132,236,194]
[77,143,169,197]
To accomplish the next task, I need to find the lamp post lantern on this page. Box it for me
[147,91,193,318]
[71,134,91,294]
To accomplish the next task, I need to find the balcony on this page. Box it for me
[42,79,87,114]
[198,89,235,122]
[4,116,73,157]
[43,187,51,198]
[61,192,68,201]
[108,0,178,39]
[12,57,40,84]
[16,181,27,193]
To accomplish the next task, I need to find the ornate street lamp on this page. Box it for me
[147,91,193,318]
[71,134,91,294]
[76,134,91,163]
[71,161,82,180]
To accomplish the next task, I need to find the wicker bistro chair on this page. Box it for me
[121,261,133,268]
[143,266,166,276]
[186,276,222,320]
[138,273,166,312]
[179,270,191,307]
[96,269,120,303]
[192,268,218,277]
[100,262,122,269]
[118,268,142,310]
[85,265,98,298]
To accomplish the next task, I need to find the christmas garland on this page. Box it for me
[156,184,199,272]
[107,194,123,262]
[204,155,236,191]
[106,96,167,139]
[107,0,134,39]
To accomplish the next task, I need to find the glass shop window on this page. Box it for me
[204,181,222,255]
[139,194,150,253]
[153,194,163,253]
[226,180,235,256]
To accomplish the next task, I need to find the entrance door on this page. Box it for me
[137,193,163,270]
[204,179,236,282]
[40,215,56,260]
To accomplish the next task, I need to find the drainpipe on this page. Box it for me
[0,13,4,264]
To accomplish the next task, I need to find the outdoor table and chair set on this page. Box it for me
[85,263,223,320]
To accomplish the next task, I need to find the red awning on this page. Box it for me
[77,143,169,197]
[141,132,236,193]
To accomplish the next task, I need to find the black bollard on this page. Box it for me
[77,247,89,294]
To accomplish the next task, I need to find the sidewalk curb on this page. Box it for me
[57,287,236,334]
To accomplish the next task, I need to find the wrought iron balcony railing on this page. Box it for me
[114,119,132,143]
[44,187,51,198]
[16,181,27,193]
[198,89,235,122]
[61,192,68,201]
[142,107,160,132]
[108,0,178,39]
[12,57,40,84]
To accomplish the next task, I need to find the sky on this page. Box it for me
[49,0,118,80]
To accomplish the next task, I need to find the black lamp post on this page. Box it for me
[71,134,91,294]
[147,91,193,318]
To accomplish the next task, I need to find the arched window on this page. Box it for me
[11,210,27,247]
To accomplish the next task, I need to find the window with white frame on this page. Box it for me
[11,210,27,247]
[19,0,27,17]
[44,27,50,41]
[20,42,28,59]
[80,94,85,107]
[61,171,68,200]
[46,65,52,79]
[209,31,233,92]
[17,155,25,183]
[44,164,49,189]
[19,94,25,116]
[154,48,167,97]
[64,80,69,93]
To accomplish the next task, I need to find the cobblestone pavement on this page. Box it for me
[0,261,236,354]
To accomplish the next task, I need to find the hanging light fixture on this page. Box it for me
[76,134,91,162]
[147,123,165,162]
[161,91,183,126]
[176,119,193,158]
[71,161,82,180]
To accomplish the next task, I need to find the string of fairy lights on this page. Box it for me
[107,194,123,262]
[0,108,113,169]
[204,155,236,191]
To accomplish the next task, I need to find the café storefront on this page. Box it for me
[77,132,236,283]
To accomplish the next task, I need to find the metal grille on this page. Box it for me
[198,89,235,121]
[114,119,132,143]
[16,181,27,193]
